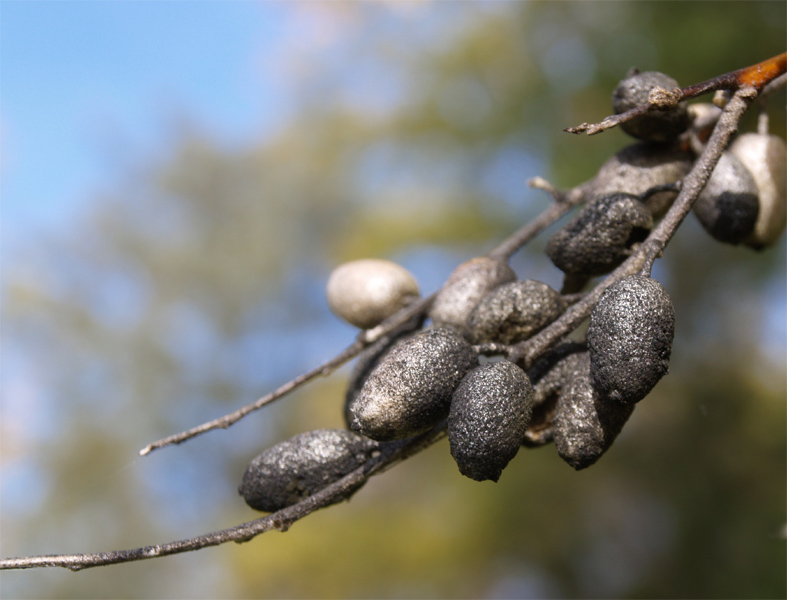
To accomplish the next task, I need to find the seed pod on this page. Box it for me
[546,193,653,277]
[612,69,690,142]
[326,259,420,329]
[728,133,787,249]
[588,142,693,218]
[429,257,516,332]
[467,280,565,345]
[693,152,759,244]
[448,361,533,482]
[553,353,635,470]
[239,429,378,513]
[588,275,675,404]
[349,328,479,441]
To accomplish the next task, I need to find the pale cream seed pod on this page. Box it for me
[326,259,420,329]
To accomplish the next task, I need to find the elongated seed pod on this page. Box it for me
[727,133,787,249]
[349,328,479,441]
[467,280,565,345]
[429,257,516,332]
[448,361,533,482]
[612,70,690,142]
[239,429,378,512]
[326,259,420,329]
[588,275,675,404]
[546,193,653,277]
[553,353,635,470]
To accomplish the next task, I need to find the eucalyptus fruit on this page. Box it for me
[448,361,533,482]
[612,69,690,142]
[239,429,378,513]
[349,328,478,441]
[588,275,675,404]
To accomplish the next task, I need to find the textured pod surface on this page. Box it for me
[728,133,787,249]
[326,259,420,329]
[612,70,690,142]
[590,142,693,218]
[553,353,635,470]
[588,275,675,404]
[467,280,565,344]
[429,257,516,332]
[546,193,653,277]
[239,429,378,512]
[693,152,759,244]
[350,328,479,441]
[449,361,533,482]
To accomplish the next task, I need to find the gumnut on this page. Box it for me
[612,69,690,142]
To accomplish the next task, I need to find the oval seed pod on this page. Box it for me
[326,259,420,329]
[588,275,675,404]
[448,361,533,482]
[467,280,566,345]
[553,353,635,470]
[612,70,690,142]
[428,257,516,332]
[349,328,479,441]
[728,133,787,249]
[239,429,378,513]
[546,193,653,277]
[692,151,759,244]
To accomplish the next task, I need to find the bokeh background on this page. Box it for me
[1,2,785,598]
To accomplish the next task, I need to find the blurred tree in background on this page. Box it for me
[2,2,785,598]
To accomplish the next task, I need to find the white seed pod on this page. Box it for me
[692,151,759,244]
[728,133,787,249]
[428,257,516,332]
[546,193,653,277]
[448,361,533,482]
[349,328,479,441]
[239,429,378,512]
[612,70,690,142]
[588,275,675,405]
[326,259,420,329]
[467,280,566,345]
[553,353,635,470]
[588,142,693,218]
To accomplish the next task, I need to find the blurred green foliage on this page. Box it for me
[2,2,785,598]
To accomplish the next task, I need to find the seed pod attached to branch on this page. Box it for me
[239,429,378,513]
[349,328,479,441]
[612,69,690,142]
[587,275,675,405]
[448,361,533,482]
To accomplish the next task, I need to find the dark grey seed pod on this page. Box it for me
[589,142,693,218]
[239,429,378,512]
[349,328,479,441]
[612,70,690,142]
[467,280,566,345]
[326,259,420,329]
[546,193,653,277]
[588,275,675,404]
[448,361,533,482]
[693,152,759,244]
[553,353,635,470]
[429,257,516,332]
[728,133,787,249]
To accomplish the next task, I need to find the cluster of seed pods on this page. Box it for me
[239,70,786,513]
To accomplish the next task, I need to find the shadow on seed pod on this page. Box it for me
[428,257,516,332]
[692,152,759,244]
[448,361,533,482]
[728,133,787,249]
[349,328,479,441]
[546,193,653,278]
[612,69,690,142]
[552,353,635,470]
[239,429,378,513]
[466,280,566,345]
[523,342,587,447]
[326,259,420,330]
[588,275,675,405]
